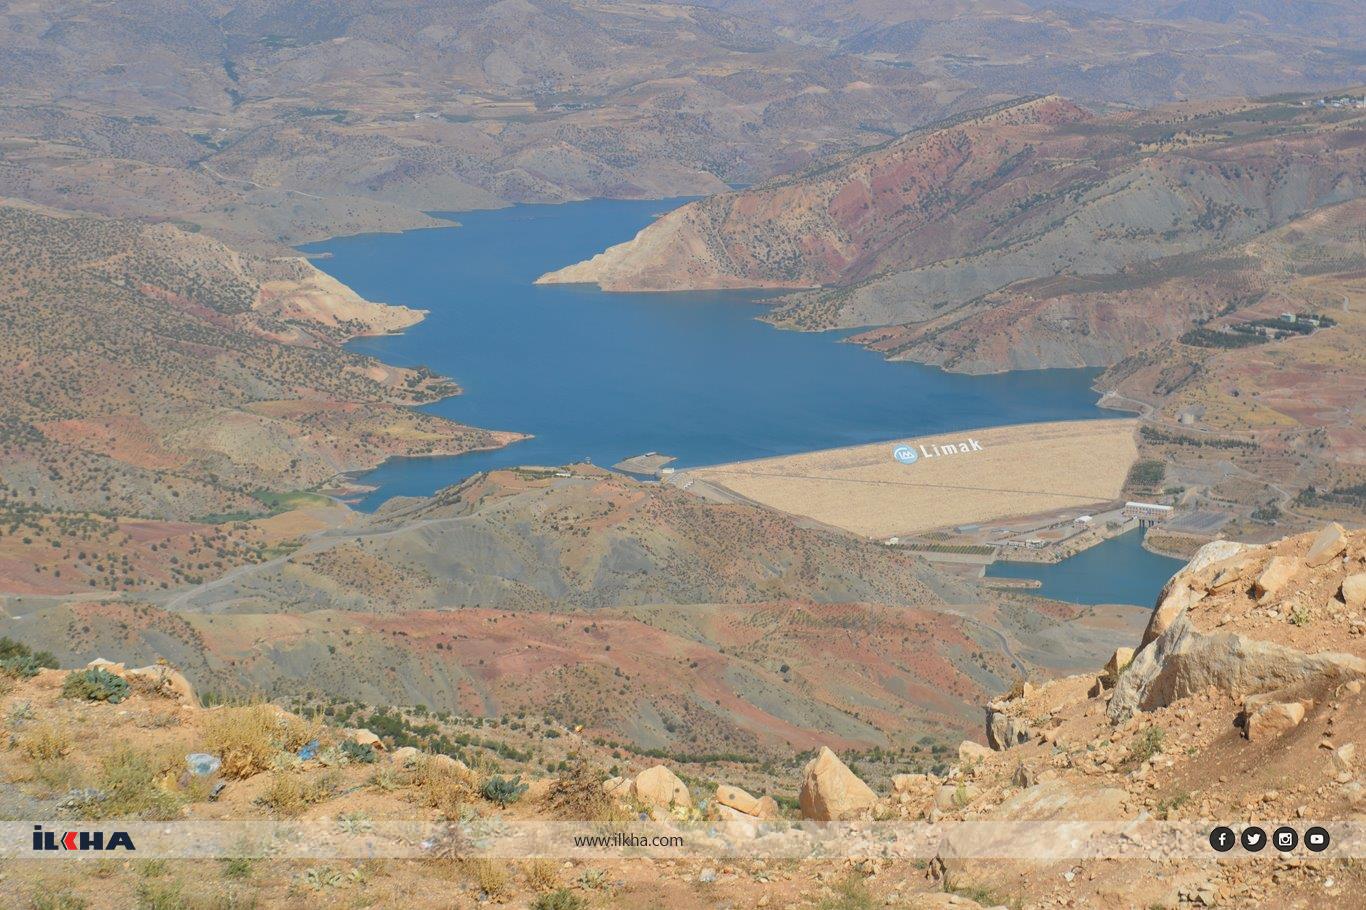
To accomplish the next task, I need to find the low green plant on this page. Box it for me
[304,867,343,890]
[340,740,377,764]
[1128,726,1166,765]
[818,874,877,910]
[29,891,88,910]
[482,774,528,806]
[221,856,255,879]
[135,878,184,910]
[336,810,373,835]
[0,637,58,678]
[532,890,585,910]
[62,668,130,703]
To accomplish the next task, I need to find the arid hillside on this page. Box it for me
[1,2,1362,250]
[542,95,1363,329]
[0,523,1360,909]
[0,466,1144,756]
[1087,198,1366,535]
[0,202,517,551]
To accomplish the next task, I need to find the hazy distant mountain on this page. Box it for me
[1,1,1360,251]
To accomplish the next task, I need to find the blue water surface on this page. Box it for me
[302,198,1112,510]
[985,530,1185,606]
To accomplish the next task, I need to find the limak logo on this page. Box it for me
[893,438,984,465]
[32,824,135,852]
[892,445,918,464]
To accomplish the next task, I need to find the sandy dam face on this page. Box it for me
[675,418,1139,539]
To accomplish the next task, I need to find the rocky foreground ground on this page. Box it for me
[1,525,1363,909]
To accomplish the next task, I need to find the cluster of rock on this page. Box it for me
[602,763,783,822]
[1112,523,1364,729]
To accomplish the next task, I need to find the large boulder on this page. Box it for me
[633,765,691,809]
[798,746,876,821]
[349,729,386,750]
[1141,540,1252,647]
[1305,522,1348,567]
[985,705,1033,750]
[932,782,1126,901]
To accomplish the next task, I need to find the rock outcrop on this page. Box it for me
[1111,526,1366,722]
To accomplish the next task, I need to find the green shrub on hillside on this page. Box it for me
[0,637,58,678]
[62,668,130,703]
[482,775,528,806]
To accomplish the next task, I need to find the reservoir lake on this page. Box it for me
[304,198,1170,606]
[986,531,1185,607]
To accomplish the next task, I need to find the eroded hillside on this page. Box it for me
[0,467,1143,756]
[0,201,520,596]
[542,95,1364,341]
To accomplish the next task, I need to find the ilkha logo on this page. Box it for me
[894,439,984,465]
[32,824,135,852]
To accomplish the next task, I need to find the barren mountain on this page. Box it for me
[1092,198,1366,534]
[0,466,1146,755]
[542,95,1364,345]
[0,201,518,525]
[2,2,1362,249]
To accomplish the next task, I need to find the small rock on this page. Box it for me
[716,783,763,815]
[1341,574,1366,610]
[1105,647,1135,681]
[699,868,717,883]
[602,776,632,799]
[1246,701,1307,742]
[958,740,993,763]
[1254,556,1301,600]
[891,773,927,793]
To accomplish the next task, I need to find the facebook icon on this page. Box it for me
[1209,826,1235,852]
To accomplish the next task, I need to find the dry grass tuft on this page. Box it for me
[200,704,323,779]
[411,756,480,819]
[256,770,341,818]
[463,858,509,898]
[523,858,560,893]
[20,724,71,761]
[91,746,184,820]
[545,758,629,822]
